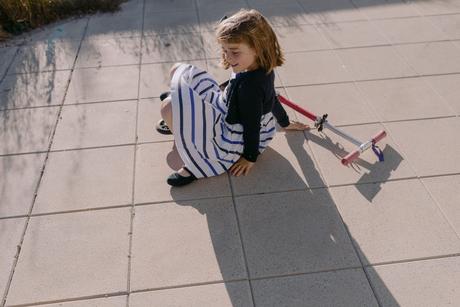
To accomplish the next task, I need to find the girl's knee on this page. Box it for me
[169,62,183,79]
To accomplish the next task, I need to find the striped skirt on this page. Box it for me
[170,63,276,179]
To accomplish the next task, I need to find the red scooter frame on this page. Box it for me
[277,94,386,166]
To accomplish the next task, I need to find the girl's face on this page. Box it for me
[220,41,258,73]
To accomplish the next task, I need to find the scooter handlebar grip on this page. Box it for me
[372,130,387,143]
[341,149,360,166]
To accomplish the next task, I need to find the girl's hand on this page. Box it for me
[284,120,309,131]
[229,157,254,176]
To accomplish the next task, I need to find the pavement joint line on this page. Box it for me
[126,0,147,305]
[1,16,91,307]
[363,252,460,268]
[4,291,128,307]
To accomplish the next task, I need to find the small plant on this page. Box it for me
[0,0,126,36]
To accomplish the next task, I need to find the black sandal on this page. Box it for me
[167,167,197,187]
[160,91,170,101]
[156,119,172,135]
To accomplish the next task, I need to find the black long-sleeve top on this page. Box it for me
[224,68,290,162]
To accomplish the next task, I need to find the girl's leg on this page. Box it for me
[160,96,173,134]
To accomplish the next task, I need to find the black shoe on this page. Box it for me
[160,91,171,101]
[156,119,172,135]
[167,168,197,187]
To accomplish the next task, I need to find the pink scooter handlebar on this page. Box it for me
[341,130,387,166]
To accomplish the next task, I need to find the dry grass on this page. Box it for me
[0,0,126,36]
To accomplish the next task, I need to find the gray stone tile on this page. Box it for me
[144,0,195,12]
[231,132,327,196]
[338,46,417,81]
[19,18,87,43]
[252,269,379,307]
[130,282,252,307]
[298,0,368,24]
[6,208,130,306]
[134,142,231,203]
[373,16,449,44]
[277,51,353,86]
[235,190,360,278]
[0,218,26,297]
[142,33,205,63]
[139,60,206,98]
[51,101,136,150]
[250,2,311,27]
[331,179,460,265]
[8,40,80,74]
[86,12,142,39]
[353,0,421,19]
[33,296,127,307]
[0,70,71,110]
[285,83,379,126]
[76,36,141,68]
[138,98,174,143]
[0,153,46,217]
[428,13,460,40]
[422,175,460,236]
[356,77,455,121]
[65,66,139,103]
[386,117,460,176]
[33,146,134,214]
[316,20,389,49]
[143,11,200,36]
[306,123,415,186]
[423,73,460,115]
[395,41,460,75]
[0,107,59,155]
[275,24,331,52]
[199,7,249,32]
[407,0,460,15]
[130,199,246,290]
[0,46,18,77]
[366,257,460,306]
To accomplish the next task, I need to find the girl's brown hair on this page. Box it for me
[215,9,284,74]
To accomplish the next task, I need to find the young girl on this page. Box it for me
[158,9,309,187]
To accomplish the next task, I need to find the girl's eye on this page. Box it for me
[232,52,240,56]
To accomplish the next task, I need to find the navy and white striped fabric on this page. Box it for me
[170,63,276,178]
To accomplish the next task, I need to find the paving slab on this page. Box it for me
[330,179,460,265]
[143,10,200,36]
[144,0,195,13]
[366,256,460,306]
[0,47,18,78]
[32,146,133,214]
[6,208,130,306]
[275,24,331,52]
[142,33,205,63]
[130,199,246,290]
[277,51,352,86]
[138,98,174,143]
[65,65,139,104]
[353,0,421,19]
[337,45,417,81]
[0,218,26,298]
[0,153,46,217]
[17,18,88,44]
[407,0,460,15]
[250,2,311,27]
[0,70,71,110]
[86,11,142,40]
[76,36,141,68]
[235,190,360,278]
[134,142,231,203]
[51,100,137,150]
[298,0,367,24]
[356,76,455,121]
[316,20,389,49]
[230,131,326,196]
[8,40,80,74]
[252,268,378,307]
[285,82,379,126]
[385,117,460,177]
[305,123,415,186]
[428,13,460,40]
[0,107,59,155]
[130,282,252,307]
[395,41,460,76]
[422,174,460,236]
[423,73,460,116]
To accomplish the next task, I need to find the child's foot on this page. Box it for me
[156,119,172,135]
[167,167,197,187]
